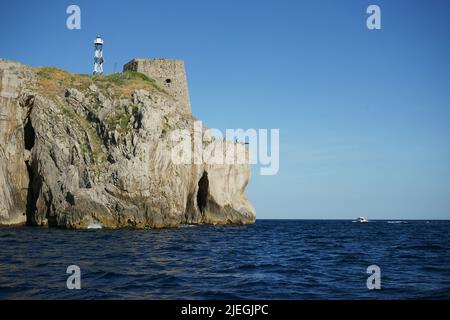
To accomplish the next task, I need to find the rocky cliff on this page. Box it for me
[0,58,255,228]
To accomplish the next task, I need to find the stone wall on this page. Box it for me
[123,58,191,114]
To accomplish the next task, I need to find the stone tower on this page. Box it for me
[123,58,191,113]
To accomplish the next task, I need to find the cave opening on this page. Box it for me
[25,160,38,225]
[197,171,209,214]
[23,117,40,225]
[165,78,172,84]
[24,118,35,151]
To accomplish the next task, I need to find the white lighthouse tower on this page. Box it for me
[93,35,104,75]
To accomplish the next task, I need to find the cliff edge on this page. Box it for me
[0,58,255,228]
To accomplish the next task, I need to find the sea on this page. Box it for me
[0,220,449,299]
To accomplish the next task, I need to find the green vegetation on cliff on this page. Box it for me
[35,67,165,97]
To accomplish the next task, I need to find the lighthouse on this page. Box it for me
[93,35,104,75]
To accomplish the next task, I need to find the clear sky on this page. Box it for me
[1,0,450,219]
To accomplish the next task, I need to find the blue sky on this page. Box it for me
[1,0,450,219]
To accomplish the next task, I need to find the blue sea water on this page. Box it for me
[0,220,449,299]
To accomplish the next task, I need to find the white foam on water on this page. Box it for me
[87,223,103,229]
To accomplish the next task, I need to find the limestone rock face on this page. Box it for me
[0,59,34,225]
[0,59,255,228]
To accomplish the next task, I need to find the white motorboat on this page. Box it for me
[356,217,368,223]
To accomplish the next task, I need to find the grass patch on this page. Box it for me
[35,67,91,96]
[107,112,132,133]
[96,71,152,84]
[93,71,166,96]
[34,67,166,98]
